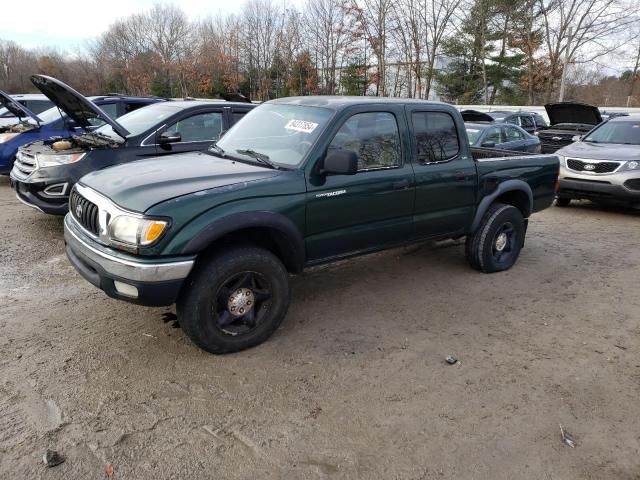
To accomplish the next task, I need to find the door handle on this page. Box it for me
[453,171,468,181]
[393,179,411,190]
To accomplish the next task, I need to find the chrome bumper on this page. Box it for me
[64,214,194,283]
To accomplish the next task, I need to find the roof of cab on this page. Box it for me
[267,96,453,110]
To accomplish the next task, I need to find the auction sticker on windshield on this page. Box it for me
[285,119,318,134]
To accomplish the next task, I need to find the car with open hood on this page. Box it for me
[0,78,164,175]
[460,110,546,134]
[536,102,602,153]
[10,75,255,215]
[555,115,640,207]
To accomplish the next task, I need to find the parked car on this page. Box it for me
[465,122,541,152]
[63,97,559,354]
[0,80,164,174]
[555,115,640,207]
[601,111,629,122]
[460,110,545,134]
[535,102,602,153]
[11,75,254,215]
[0,93,53,127]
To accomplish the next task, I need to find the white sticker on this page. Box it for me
[285,119,318,134]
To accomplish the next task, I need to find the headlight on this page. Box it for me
[624,160,639,171]
[37,152,86,167]
[0,133,20,144]
[108,215,168,247]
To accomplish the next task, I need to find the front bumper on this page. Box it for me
[64,214,195,306]
[558,167,640,203]
[10,173,71,215]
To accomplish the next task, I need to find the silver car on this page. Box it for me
[556,115,640,208]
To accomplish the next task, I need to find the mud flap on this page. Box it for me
[521,219,529,248]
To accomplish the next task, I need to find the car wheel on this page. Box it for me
[177,246,290,354]
[465,203,525,273]
[555,197,571,207]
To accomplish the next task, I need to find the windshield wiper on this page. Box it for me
[209,143,226,157]
[236,149,279,169]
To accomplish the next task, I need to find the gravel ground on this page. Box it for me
[1,175,639,480]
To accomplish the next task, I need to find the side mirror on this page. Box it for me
[481,141,496,148]
[321,150,358,175]
[159,131,181,144]
[572,135,582,142]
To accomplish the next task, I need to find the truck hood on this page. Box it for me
[79,152,280,212]
[0,89,42,125]
[545,102,602,126]
[558,141,640,161]
[30,75,130,138]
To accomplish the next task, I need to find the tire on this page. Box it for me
[465,203,525,273]
[177,246,290,354]
[555,197,571,207]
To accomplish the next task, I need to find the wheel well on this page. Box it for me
[196,226,303,273]
[495,190,531,217]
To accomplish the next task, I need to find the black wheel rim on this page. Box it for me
[492,222,517,264]
[213,271,272,336]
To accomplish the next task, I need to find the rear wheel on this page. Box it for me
[465,203,525,273]
[177,246,290,354]
[555,197,571,207]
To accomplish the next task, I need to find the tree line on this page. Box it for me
[0,0,639,106]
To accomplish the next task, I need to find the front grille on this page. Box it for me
[538,133,573,153]
[69,190,100,235]
[567,159,620,174]
[624,178,640,191]
[13,150,38,178]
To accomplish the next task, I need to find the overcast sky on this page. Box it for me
[0,0,299,51]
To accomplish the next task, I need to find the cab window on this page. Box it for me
[165,111,224,142]
[411,111,459,163]
[328,112,401,171]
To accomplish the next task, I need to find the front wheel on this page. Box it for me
[177,246,290,354]
[465,203,525,273]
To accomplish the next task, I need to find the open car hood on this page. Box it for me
[544,102,602,126]
[461,110,495,123]
[30,75,130,138]
[0,89,42,125]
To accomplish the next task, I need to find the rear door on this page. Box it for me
[407,107,477,238]
[154,108,225,155]
[304,106,415,261]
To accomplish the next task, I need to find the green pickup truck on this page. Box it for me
[64,97,559,354]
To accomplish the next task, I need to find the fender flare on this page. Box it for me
[181,210,306,272]
[470,180,533,232]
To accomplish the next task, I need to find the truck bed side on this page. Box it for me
[471,148,560,214]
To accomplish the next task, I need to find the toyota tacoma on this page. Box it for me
[64,97,560,354]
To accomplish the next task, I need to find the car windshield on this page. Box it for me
[94,104,179,139]
[465,127,483,144]
[214,104,334,167]
[584,121,640,145]
[25,106,64,125]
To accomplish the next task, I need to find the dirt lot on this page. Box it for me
[1,175,639,480]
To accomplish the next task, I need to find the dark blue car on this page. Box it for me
[0,86,164,174]
[465,122,541,153]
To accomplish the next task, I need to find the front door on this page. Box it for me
[407,107,477,238]
[305,108,415,262]
[155,109,225,155]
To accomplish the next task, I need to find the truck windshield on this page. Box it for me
[215,104,333,167]
[584,121,640,145]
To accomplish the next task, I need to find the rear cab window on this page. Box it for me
[411,111,460,164]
